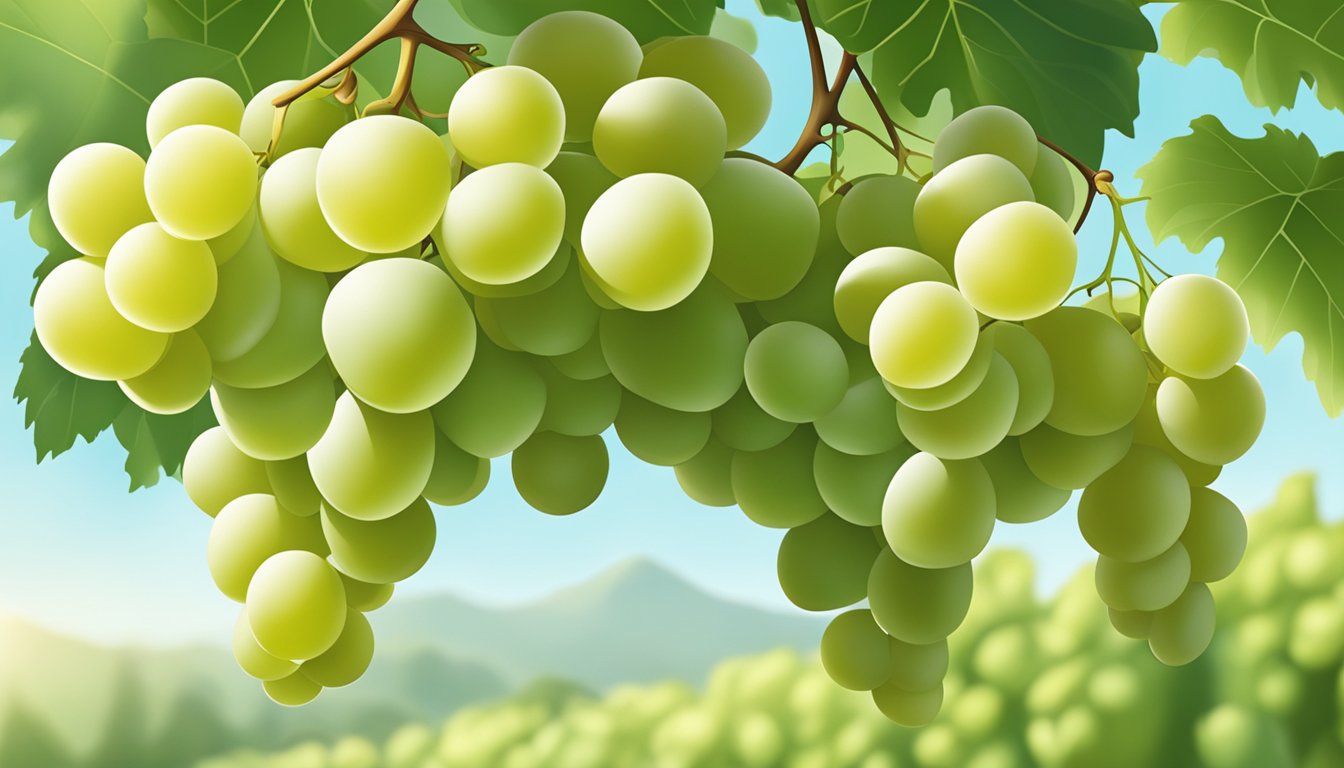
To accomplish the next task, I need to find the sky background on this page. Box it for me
[0,2,1340,647]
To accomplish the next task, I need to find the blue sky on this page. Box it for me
[0,3,1340,646]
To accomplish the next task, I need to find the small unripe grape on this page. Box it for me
[210,365,336,461]
[814,376,906,456]
[441,163,565,286]
[340,573,394,613]
[777,513,880,611]
[1030,150,1076,221]
[933,105,1038,177]
[448,65,565,167]
[1143,274,1249,379]
[821,610,893,691]
[835,175,921,256]
[1148,582,1216,666]
[981,438,1070,524]
[208,493,328,601]
[301,608,375,688]
[834,247,950,344]
[47,143,152,258]
[232,610,297,681]
[991,323,1055,435]
[246,550,347,662]
[259,148,366,272]
[593,77,726,187]
[182,427,271,517]
[146,77,244,147]
[872,680,944,727]
[546,151,618,245]
[674,436,737,507]
[321,498,436,584]
[814,441,912,527]
[511,431,609,516]
[731,429,827,529]
[241,80,349,158]
[956,201,1076,321]
[868,547,972,645]
[896,353,1019,460]
[118,329,212,415]
[307,392,434,521]
[1156,365,1265,466]
[744,322,848,423]
[913,154,1034,269]
[476,258,598,356]
[431,340,546,459]
[1181,487,1247,583]
[870,282,979,390]
[263,671,322,706]
[534,366,621,437]
[1094,542,1191,612]
[615,395,712,467]
[145,125,258,240]
[1018,422,1133,490]
[1078,446,1190,563]
[266,456,322,518]
[883,452,996,568]
[711,386,796,452]
[423,432,490,507]
[1026,307,1147,436]
[1108,607,1153,639]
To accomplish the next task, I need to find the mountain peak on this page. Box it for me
[540,557,706,613]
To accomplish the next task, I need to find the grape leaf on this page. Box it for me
[1161,0,1344,112]
[113,400,217,491]
[447,0,717,42]
[12,336,125,461]
[756,0,802,22]
[1138,115,1344,417]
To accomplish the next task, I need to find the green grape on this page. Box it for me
[316,115,451,253]
[614,394,712,466]
[580,173,713,311]
[599,283,747,411]
[1094,542,1191,612]
[1078,446,1191,563]
[447,65,565,167]
[1181,487,1247,583]
[300,608,374,688]
[834,175,921,256]
[1026,307,1147,436]
[438,242,569,299]
[913,154,1034,269]
[241,80,350,159]
[896,354,1020,460]
[1132,384,1222,486]
[593,77,726,186]
[183,427,272,516]
[208,203,258,265]
[891,637,950,694]
[477,259,599,355]
[777,513,880,611]
[821,609,895,691]
[639,35,770,149]
[731,429,828,528]
[579,264,623,310]
[47,143,152,258]
[423,431,490,506]
[535,366,622,436]
[955,202,1076,321]
[321,497,436,584]
[981,438,1071,524]
[264,671,323,706]
[232,610,298,681]
[104,222,217,333]
[32,257,168,381]
[549,332,611,380]
[743,322,848,423]
[246,550,348,661]
[431,338,546,458]
[814,376,905,456]
[212,260,328,389]
[870,281,979,390]
[833,247,950,344]
[323,258,476,414]
[1018,422,1133,490]
[756,197,847,334]
[194,226,281,362]
[869,547,972,644]
[145,125,257,240]
[208,493,328,602]
[1029,150,1076,221]
[872,680,944,727]
[340,573,394,612]
[886,327,994,412]
[1148,582,1215,666]
[932,105,1038,177]
[814,441,912,527]
[266,456,322,517]
[441,163,566,285]
[881,452,996,568]
[511,431,609,516]
[259,147,366,272]
[1143,274,1249,379]
[546,151,618,245]
[308,392,434,521]
[711,385,796,452]
[1156,365,1265,466]
[211,365,336,461]
[118,329,212,414]
[991,323,1055,435]
[146,77,244,147]
[1107,607,1153,640]
[674,436,737,507]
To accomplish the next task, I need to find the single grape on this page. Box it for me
[872,680,944,727]
[710,385,796,452]
[341,573,394,613]
[534,366,622,437]
[1094,542,1192,612]
[266,456,322,517]
[1148,582,1216,666]
[868,547,973,645]
[118,329,212,414]
[834,247,950,344]
[1030,149,1076,221]
[183,427,271,516]
[104,222,217,332]
[208,203,258,265]
[870,281,979,390]
[1131,384,1222,487]
[674,436,737,507]
[441,163,566,285]
[146,77,244,147]
[896,354,1020,460]
[241,80,350,158]
[263,671,323,706]
[744,322,848,423]
[511,431,609,515]
[835,175,921,256]
[882,452,996,568]
[956,202,1076,321]
[1078,446,1191,563]
[430,338,545,458]
[211,260,328,388]
[981,439,1071,524]
[299,607,374,689]
[145,125,257,240]
[932,105,1038,177]
[639,35,770,149]
[246,550,347,661]
[891,637,950,694]
[1156,365,1265,466]
[308,392,435,521]
[232,610,298,681]
[47,143,152,258]
[259,147,366,272]
[438,242,569,300]
[1018,421,1133,490]
[731,429,828,528]
[991,323,1055,435]
[208,493,328,602]
[1181,487,1247,583]
[423,431,490,507]
[913,154,1034,269]
[1026,307,1147,436]
[592,77,726,186]
[814,441,913,527]
[210,364,336,461]
[615,394,712,466]
[821,609,894,691]
[814,376,906,456]
[757,201,848,336]
[448,65,565,167]
[476,259,598,356]
[321,497,436,584]
[1107,607,1153,640]
[550,333,611,381]
[194,226,281,362]
[886,326,995,412]
[777,513,881,611]
[1143,274,1249,379]
[546,151,618,245]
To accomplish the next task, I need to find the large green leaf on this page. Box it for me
[1162,0,1344,112]
[113,400,217,491]
[448,0,717,42]
[12,336,125,462]
[1138,116,1344,417]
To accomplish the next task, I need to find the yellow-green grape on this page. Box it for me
[614,394,712,466]
[1289,597,1344,669]
[447,65,565,167]
[535,366,622,436]
[834,247,950,344]
[1148,582,1216,666]
[301,608,374,688]
[1094,542,1192,612]
[814,441,912,527]
[757,200,848,334]
[1027,307,1147,436]
[592,78,726,186]
[1029,150,1076,221]
[208,203,257,265]
[259,148,366,272]
[1132,384,1222,486]
[207,493,328,602]
[246,550,347,661]
[546,151,618,245]
[146,77,244,147]
[210,365,336,461]
[439,241,570,299]
[639,35,770,149]
[777,513,880,611]
[580,173,713,311]
[1108,607,1153,640]
[1019,421,1133,490]
[240,80,350,159]
[441,163,566,285]
[896,354,1020,460]
[47,143,152,258]
[599,284,747,411]
[870,281,979,390]
[263,670,323,707]
[550,333,610,381]
[316,115,451,253]
[103,222,217,332]
[834,175,922,256]
[882,452,996,568]
[886,327,995,412]
[477,260,599,356]
[891,637,950,693]
[1156,366,1265,466]
[992,323,1055,436]
[1181,487,1247,583]
[511,431,609,516]
[431,339,546,458]
[981,438,1071,524]
[118,330,212,414]
[423,431,490,506]
[194,226,281,362]
[872,680,944,728]
[1143,274,1249,379]
[212,260,328,389]
[700,159,818,300]
[232,610,298,681]
[323,258,475,414]
[1078,446,1190,563]
[731,429,828,528]
[869,547,972,644]
[955,202,1076,321]
[340,573,394,612]
[321,498,436,584]
[932,105,1038,177]
[744,322,848,423]
[144,125,257,240]
[821,609,895,691]
[711,385,796,452]
[266,456,322,517]
[32,258,169,381]
[307,392,434,521]
[674,436,737,507]
[183,427,271,516]
[814,376,905,456]
[913,154,1034,270]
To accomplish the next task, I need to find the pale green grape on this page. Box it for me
[1181,487,1247,583]
[535,366,622,437]
[886,327,994,412]
[266,456,321,517]
[264,671,323,706]
[834,247,950,344]
[441,163,566,285]
[183,427,271,516]
[1132,384,1222,486]
[581,173,713,311]
[743,322,848,423]
[882,452,996,568]
[777,513,880,611]
[1156,365,1265,466]
[511,431,609,515]
[821,609,894,691]
[1148,582,1216,666]
[1108,607,1153,640]
[448,65,565,167]
[212,260,328,388]
[300,608,374,688]
[340,573,394,613]
[33,258,168,381]
[896,354,1020,460]
[913,154,1034,269]
[438,243,570,299]
[211,365,336,461]
[1029,150,1076,221]
[814,376,905,456]
[932,106,1038,177]
[891,638,950,695]
[614,394,712,466]
[259,147,365,272]
[991,323,1055,435]
[731,429,827,528]
[1144,274,1249,379]
[1094,542,1192,612]
[119,329,212,414]
[194,226,281,362]
[430,338,545,458]
[1026,307,1147,436]
[208,203,258,265]
[639,35,770,149]
[308,392,434,521]
[872,680,944,728]
[246,550,347,661]
[323,258,475,413]
[316,115,451,253]
[103,222,217,332]
[703,156,821,296]
[870,281,979,390]
[208,493,328,602]
[981,438,1071,524]
[146,77,244,147]
[674,437,737,507]
[232,610,298,681]
[955,202,1076,321]
[592,78,726,186]
[47,143,152,258]
[834,175,921,257]
[1078,446,1191,563]
[241,80,350,159]
[423,431,490,506]
[1019,421,1133,490]
[546,151,618,245]
[814,441,912,527]
[145,125,257,240]
[321,497,436,584]
[550,333,611,380]
[868,548,972,645]
[477,259,598,355]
